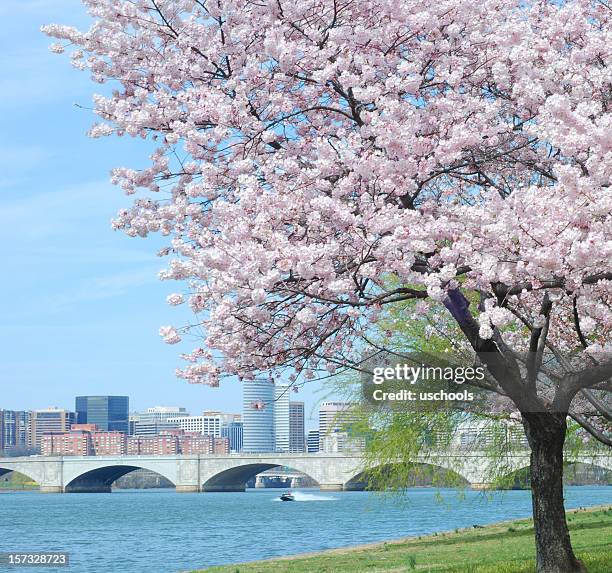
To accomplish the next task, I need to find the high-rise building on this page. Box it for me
[0,410,31,454]
[221,421,244,453]
[319,402,351,438]
[75,396,129,433]
[242,379,275,453]
[318,402,364,453]
[289,402,305,453]
[274,385,290,453]
[30,408,75,449]
[129,406,189,436]
[307,430,320,453]
[167,411,240,437]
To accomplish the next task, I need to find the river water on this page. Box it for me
[0,486,610,573]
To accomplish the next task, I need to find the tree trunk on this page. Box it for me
[522,412,586,573]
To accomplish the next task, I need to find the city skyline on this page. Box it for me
[0,390,328,433]
[2,390,359,455]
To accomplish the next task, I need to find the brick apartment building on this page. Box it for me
[126,431,229,455]
[212,437,230,454]
[41,430,91,456]
[41,424,129,456]
[127,433,179,455]
[178,432,212,455]
[40,426,230,457]
[91,430,127,455]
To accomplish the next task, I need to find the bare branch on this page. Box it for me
[569,412,612,447]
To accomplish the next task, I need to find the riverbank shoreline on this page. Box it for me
[0,485,39,491]
[196,504,612,573]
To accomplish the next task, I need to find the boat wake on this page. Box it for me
[274,491,337,502]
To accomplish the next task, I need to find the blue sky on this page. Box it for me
[0,0,332,429]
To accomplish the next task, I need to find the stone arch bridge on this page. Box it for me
[0,451,610,493]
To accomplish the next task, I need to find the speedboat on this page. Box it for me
[280,491,295,501]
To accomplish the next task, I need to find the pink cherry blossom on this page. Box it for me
[159,325,181,345]
[44,0,611,426]
[166,293,184,306]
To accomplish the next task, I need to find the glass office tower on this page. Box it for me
[221,421,244,453]
[242,379,275,453]
[75,396,129,433]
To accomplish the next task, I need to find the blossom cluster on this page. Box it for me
[44,0,612,386]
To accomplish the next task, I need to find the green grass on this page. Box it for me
[195,506,612,573]
[0,481,38,490]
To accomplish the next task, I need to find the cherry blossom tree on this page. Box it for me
[44,1,611,571]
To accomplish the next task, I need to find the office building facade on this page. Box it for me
[318,401,365,453]
[129,406,189,436]
[306,430,320,453]
[242,379,275,453]
[166,411,240,437]
[0,410,31,454]
[274,385,290,453]
[75,396,129,433]
[30,408,75,449]
[289,402,305,453]
[221,421,243,453]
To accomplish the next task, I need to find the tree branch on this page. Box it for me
[568,412,612,447]
[580,389,612,422]
[442,288,539,411]
[527,293,552,389]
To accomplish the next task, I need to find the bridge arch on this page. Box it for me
[344,461,471,491]
[63,461,177,493]
[0,466,40,487]
[202,463,320,492]
[495,459,612,489]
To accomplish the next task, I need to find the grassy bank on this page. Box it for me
[196,506,612,573]
[0,481,38,490]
